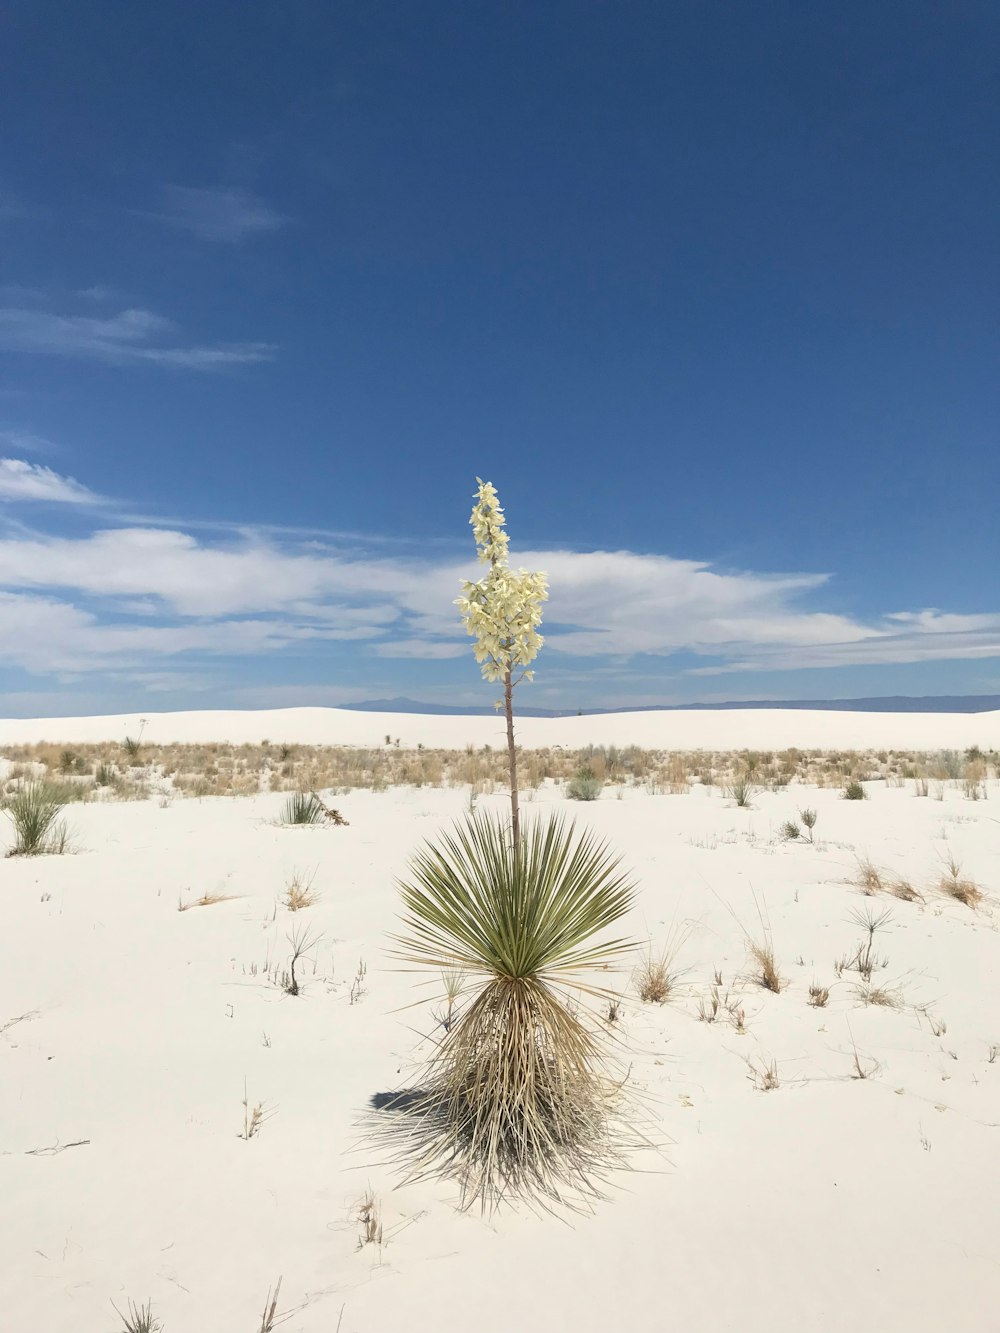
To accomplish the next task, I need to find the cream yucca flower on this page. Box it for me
[456,479,547,684]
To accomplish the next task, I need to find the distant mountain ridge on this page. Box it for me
[348,694,1000,717]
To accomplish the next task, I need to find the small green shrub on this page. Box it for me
[567,766,602,801]
[281,791,325,825]
[3,782,71,856]
[842,780,867,801]
[780,819,800,840]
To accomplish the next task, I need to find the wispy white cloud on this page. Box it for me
[0,429,55,456]
[0,305,274,370]
[0,449,997,695]
[0,458,101,505]
[152,185,287,243]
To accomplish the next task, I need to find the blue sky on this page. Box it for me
[1,1,998,717]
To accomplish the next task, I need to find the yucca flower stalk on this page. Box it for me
[391,811,637,1209]
[456,479,547,843]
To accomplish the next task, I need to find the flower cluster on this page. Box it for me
[468,477,510,566]
[456,479,548,684]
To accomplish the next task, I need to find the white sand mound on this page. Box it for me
[1,703,999,750]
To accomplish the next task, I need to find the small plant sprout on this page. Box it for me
[257,1277,283,1333]
[349,958,367,1005]
[436,965,467,1030]
[847,1026,880,1080]
[604,995,622,1024]
[240,1084,274,1139]
[846,904,893,982]
[747,1057,780,1091]
[799,807,818,841]
[726,998,748,1034]
[357,1189,384,1249]
[456,478,548,843]
[285,923,323,997]
[111,1298,161,1333]
[122,719,147,761]
[697,986,721,1023]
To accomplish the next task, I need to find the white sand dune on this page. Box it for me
[2,703,999,749]
[1,713,999,1331]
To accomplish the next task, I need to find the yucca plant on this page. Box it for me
[3,782,70,856]
[389,810,636,1209]
[280,791,324,825]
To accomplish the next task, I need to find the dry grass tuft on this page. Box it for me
[257,1277,283,1333]
[854,857,884,896]
[697,986,721,1023]
[177,890,237,911]
[357,1189,384,1248]
[633,921,690,1004]
[239,1084,274,1140]
[938,855,984,909]
[855,982,903,1008]
[747,1057,780,1091]
[748,935,784,993]
[808,983,830,1008]
[284,870,320,911]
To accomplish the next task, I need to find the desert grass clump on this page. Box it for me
[749,934,784,992]
[808,983,830,1008]
[284,870,320,911]
[633,952,674,1004]
[177,889,238,911]
[747,1057,780,1091]
[938,854,984,909]
[842,779,867,801]
[632,922,689,1005]
[780,818,801,841]
[240,1084,274,1139]
[388,810,635,1209]
[567,766,603,801]
[280,790,325,825]
[111,1298,161,1333]
[3,782,71,856]
[854,856,884,896]
[724,773,760,808]
[855,982,902,1008]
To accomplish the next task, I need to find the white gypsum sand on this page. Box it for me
[0,707,998,1332]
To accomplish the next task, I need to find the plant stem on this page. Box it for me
[504,667,520,844]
